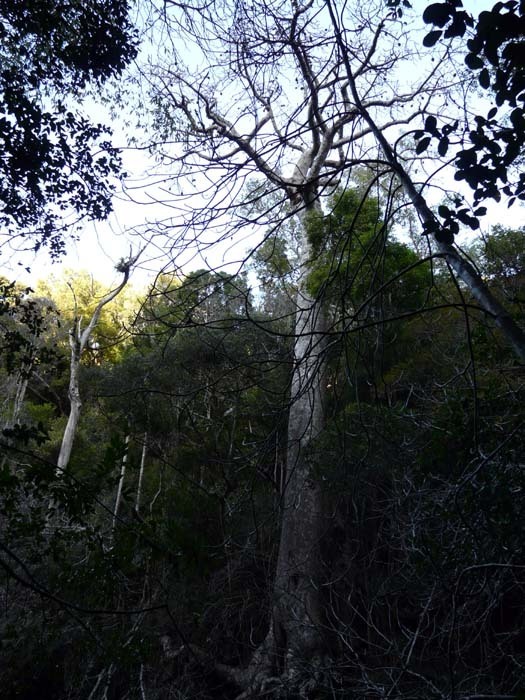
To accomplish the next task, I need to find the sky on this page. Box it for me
[1,0,522,294]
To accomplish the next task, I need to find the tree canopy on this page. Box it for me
[0,2,524,700]
[0,0,137,257]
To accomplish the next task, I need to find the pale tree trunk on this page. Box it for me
[163,62,342,683]
[0,373,30,471]
[3,336,37,431]
[56,266,131,474]
[1,343,37,470]
[112,432,130,536]
[11,371,30,427]
[267,203,328,677]
[371,119,525,360]
[272,279,328,671]
[394,164,525,360]
[57,320,83,473]
[135,432,148,514]
[231,201,330,692]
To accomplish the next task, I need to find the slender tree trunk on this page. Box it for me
[392,165,525,361]
[324,0,525,362]
[135,432,148,514]
[371,116,525,360]
[3,339,37,432]
[112,432,130,535]
[0,372,31,471]
[11,374,29,426]
[56,265,132,473]
[1,339,38,471]
[57,323,82,473]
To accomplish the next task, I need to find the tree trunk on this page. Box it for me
[56,265,131,473]
[11,374,29,427]
[271,281,327,672]
[112,432,130,536]
[135,432,148,514]
[238,203,329,688]
[57,324,82,474]
[3,337,37,432]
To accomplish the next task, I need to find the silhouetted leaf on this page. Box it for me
[438,136,449,156]
[479,68,491,89]
[425,115,438,133]
[423,30,443,47]
[465,53,484,70]
[416,136,432,154]
[423,3,452,27]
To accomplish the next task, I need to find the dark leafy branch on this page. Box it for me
[412,1,525,224]
[0,0,138,257]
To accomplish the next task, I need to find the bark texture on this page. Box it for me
[272,282,327,673]
[236,201,330,691]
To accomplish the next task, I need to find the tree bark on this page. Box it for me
[276,202,328,658]
[241,201,329,687]
[271,280,327,672]
[206,208,329,695]
[135,432,148,514]
[57,320,83,474]
[11,373,30,427]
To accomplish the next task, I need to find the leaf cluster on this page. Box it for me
[0,0,138,255]
[306,189,429,315]
[418,1,525,211]
[0,280,58,374]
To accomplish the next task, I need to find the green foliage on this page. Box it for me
[306,189,430,317]
[474,225,525,281]
[1,249,523,699]
[253,234,295,288]
[36,269,137,363]
[0,280,58,373]
[468,225,525,361]
[0,0,138,255]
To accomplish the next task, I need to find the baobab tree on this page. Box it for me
[139,0,525,692]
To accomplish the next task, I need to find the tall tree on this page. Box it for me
[141,0,481,690]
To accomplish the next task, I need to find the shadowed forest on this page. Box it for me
[1,1,524,698]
